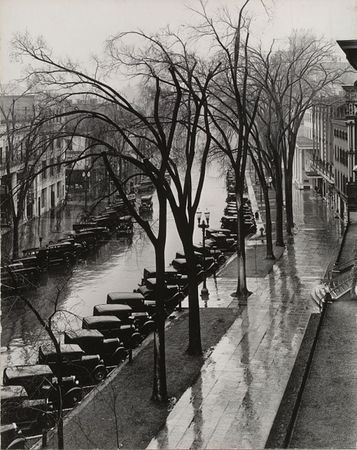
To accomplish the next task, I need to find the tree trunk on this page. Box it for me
[152,191,168,402]
[284,167,294,235]
[250,154,275,260]
[56,378,64,449]
[234,188,250,298]
[152,241,168,402]
[184,243,202,356]
[12,215,20,260]
[262,183,275,260]
[275,167,285,247]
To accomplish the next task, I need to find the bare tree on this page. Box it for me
[192,0,260,299]
[13,30,219,411]
[5,269,76,449]
[251,32,348,235]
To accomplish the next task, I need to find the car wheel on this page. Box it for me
[92,365,107,383]
[64,387,83,407]
[130,332,143,348]
[64,253,74,266]
[38,411,57,430]
[141,320,155,336]
[6,438,26,449]
[112,346,127,364]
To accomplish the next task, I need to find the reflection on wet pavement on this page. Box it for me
[148,191,342,449]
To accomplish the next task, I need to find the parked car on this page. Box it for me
[64,329,127,366]
[175,251,217,271]
[93,304,155,336]
[106,292,146,309]
[0,423,26,449]
[117,216,133,237]
[22,243,77,269]
[1,386,54,432]
[142,266,184,284]
[137,180,154,194]
[139,195,153,214]
[93,214,117,230]
[206,233,235,251]
[2,365,81,408]
[38,343,107,384]
[82,316,142,348]
[1,263,41,294]
[76,226,111,240]
[71,230,97,249]
[72,221,98,232]
[171,258,202,274]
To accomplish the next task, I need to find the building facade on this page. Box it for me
[293,83,357,223]
[0,95,66,226]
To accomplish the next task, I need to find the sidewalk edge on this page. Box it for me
[264,312,321,449]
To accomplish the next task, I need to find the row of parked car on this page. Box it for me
[1,196,140,295]
[1,177,243,447]
[221,171,257,236]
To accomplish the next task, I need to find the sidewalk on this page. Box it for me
[148,189,342,449]
[289,297,357,448]
[288,217,357,448]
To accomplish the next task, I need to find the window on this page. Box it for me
[56,138,61,149]
[57,181,61,197]
[42,161,47,179]
[0,146,2,164]
[57,156,61,173]
[50,158,54,176]
[41,188,47,209]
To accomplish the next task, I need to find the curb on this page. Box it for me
[264,312,322,449]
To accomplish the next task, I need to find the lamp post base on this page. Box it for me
[201,286,209,307]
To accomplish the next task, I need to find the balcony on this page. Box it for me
[311,156,335,184]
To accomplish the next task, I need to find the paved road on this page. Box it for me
[148,189,343,449]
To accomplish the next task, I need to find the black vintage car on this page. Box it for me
[206,233,235,252]
[175,251,217,272]
[93,303,133,321]
[171,258,202,274]
[38,343,107,384]
[142,266,183,283]
[82,316,142,348]
[70,230,97,249]
[117,216,133,237]
[1,263,41,294]
[64,329,127,366]
[0,423,26,449]
[72,221,98,232]
[3,365,82,408]
[1,386,54,432]
[137,180,155,195]
[93,304,155,336]
[22,242,77,269]
[93,214,117,230]
[106,292,145,308]
[139,195,153,214]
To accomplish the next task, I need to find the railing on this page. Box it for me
[330,272,354,299]
[311,157,334,183]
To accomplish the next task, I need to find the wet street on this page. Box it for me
[148,188,343,449]
[1,163,227,368]
[36,183,345,450]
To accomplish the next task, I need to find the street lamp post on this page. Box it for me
[197,209,210,305]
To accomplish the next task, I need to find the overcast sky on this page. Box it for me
[1,0,357,86]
